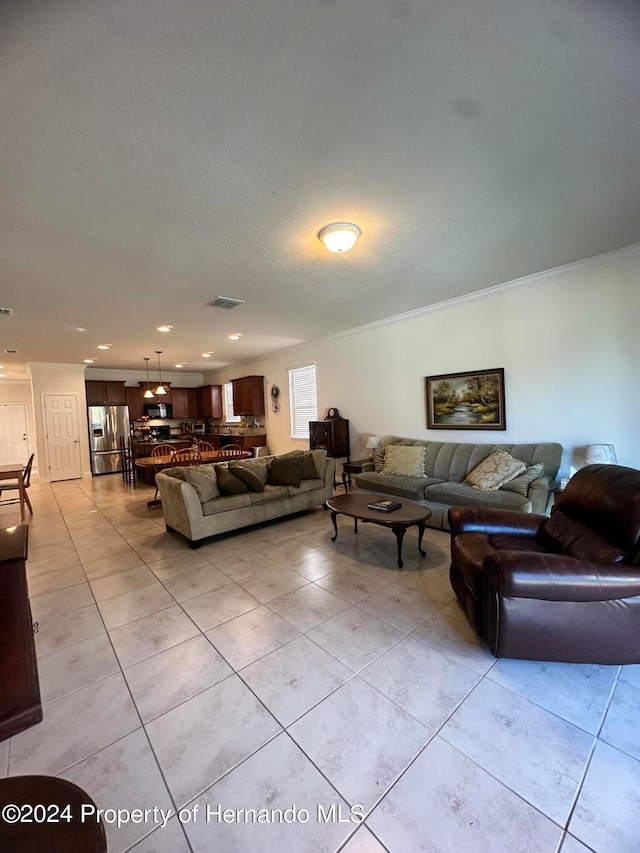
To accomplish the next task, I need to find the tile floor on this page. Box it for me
[2,475,639,852]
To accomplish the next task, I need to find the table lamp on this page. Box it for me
[366,436,382,459]
[585,444,617,465]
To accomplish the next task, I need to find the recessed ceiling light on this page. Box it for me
[0,365,3,369]
[84,359,95,363]
[75,327,86,332]
[175,364,184,368]
[228,334,242,340]
[97,344,112,350]
[202,353,212,358]
[157,325,174,332]
[0,374,5,378]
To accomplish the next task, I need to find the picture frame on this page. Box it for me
[425,368,506,430]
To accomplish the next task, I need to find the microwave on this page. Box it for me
[143,403,173,419]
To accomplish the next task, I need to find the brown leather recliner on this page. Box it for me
[449,463,640,663]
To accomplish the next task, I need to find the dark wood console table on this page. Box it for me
[0,525,42,742]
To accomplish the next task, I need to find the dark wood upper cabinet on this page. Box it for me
[198,385,223,419]
[171,387,189,419]
[85,380,127,406]
[231,376,265,416]
[124,386,143,420]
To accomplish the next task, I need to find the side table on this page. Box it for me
[341,459,373,493]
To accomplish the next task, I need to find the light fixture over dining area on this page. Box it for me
[318,222,361,253]
[154,351,167,396]
[143,357,154,398]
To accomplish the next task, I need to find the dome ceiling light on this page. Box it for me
[318,222,361,253]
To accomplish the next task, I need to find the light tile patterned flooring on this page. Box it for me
[2,476,640,852]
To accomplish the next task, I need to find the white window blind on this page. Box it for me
[223,383,241,423]
[289,364,317,439]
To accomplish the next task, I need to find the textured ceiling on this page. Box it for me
[1,0,640,378]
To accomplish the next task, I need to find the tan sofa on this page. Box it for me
[354,437,562,530]
[156,450,335,548]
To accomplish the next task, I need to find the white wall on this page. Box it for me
[0,381,38,470]
[27,363,91,481]
[206,245,640,476]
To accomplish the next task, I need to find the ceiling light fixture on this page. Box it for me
[0,374,6,379]
[228,334,242,341]
[97,344,112,350]
[202,353,212,358]
[84,359,95,364]
[157,325,174,333]
[175,364,184,368]
[143,357,154,398]
[318,222,361,253]
[154,351,167,395]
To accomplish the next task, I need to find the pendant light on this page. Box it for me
[143,357,154,398]
[154,351,167,395]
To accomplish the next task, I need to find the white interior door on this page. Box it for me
[0,404,29,465]
[44,394,82,481]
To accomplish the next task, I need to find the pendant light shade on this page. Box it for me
[154,351,167,395]
[143,357,154,398]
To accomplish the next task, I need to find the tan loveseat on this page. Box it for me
[354,438,562,530]
[156,449,335,548]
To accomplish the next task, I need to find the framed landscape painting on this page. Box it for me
[425,368,506,430]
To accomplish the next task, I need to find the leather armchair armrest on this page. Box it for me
[484,551,640,602]
[449,506,545,539]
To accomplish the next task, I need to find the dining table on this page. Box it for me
[0,464,27,520]
[135,449,252,507]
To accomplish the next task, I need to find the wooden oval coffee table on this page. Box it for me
[326,493,431,569]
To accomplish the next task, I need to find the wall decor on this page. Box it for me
[425,368,506,430]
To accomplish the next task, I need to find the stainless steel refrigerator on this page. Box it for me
[88,405,130,475]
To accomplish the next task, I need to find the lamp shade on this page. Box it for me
[366,436,382,450]
[585,444,617,464]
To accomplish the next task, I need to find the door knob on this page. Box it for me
[74,439,79,443]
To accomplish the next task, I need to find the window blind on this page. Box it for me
[288,364,317,439]
[223,383,241,423]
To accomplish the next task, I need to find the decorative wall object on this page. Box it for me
[425,368,506,430]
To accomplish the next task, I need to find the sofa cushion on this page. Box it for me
[382,445,426,477]
[425,481,531,511]
[270,453,304,487]
[302,451,322,479]
[287,478,324,496]
[202,493,252,515]
[231,464,265,492]
[216,466,249,495]
[499,463,545,497]
[464,451,527,491]
[540,512,628,563]
[249,485,289,505]
[373,447,386,472]
[162,466,188,481]
[356,471,443,501]
[229,458,269,488]
[183,466,220,502]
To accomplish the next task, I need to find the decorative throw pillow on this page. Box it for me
[382,445,426,477]
[183,466,220,502]
[465,451,527,492]
[216,465,249,495]
[373,447,386,473]
[231,464,265,492]
[500,463,545,497]
[301,451,320,479]
[269,453,304,487]
[229,458,269,488]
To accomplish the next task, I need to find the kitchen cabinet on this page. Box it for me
[85,380,127,406]
[171,387,189,419]
[0,525,42,741]
[173,387,207,418]
[125,386,144,421]
[309,418,350,459]
[231,376,265,416]
[198,385,223,419]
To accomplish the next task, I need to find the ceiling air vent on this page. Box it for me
[207,297,245,310]
[4,349,18,354]
[0,308,13,316]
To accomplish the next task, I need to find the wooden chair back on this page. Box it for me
[217,444,245,459]
[150,444,176,458]
[171,447,202,467]
[195,441,215,453]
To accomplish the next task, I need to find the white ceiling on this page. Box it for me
[1,0,640,379]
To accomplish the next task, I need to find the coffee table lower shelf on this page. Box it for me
[326,494,431,569]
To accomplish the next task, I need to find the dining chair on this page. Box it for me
[119,436,137,489]
[171,447,202,467]
[150,444,176,500]
[0,454,35,514]
[217,444,245,459]
[195,441,215,453]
